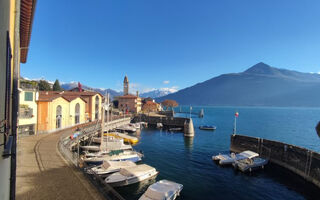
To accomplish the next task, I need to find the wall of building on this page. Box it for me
[18,90,38,126]
[230,134,320,188]
[0,1,15,199]
[69,98,86,126]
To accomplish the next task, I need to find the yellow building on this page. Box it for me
[37,91,102,133]
[18,85,38,135]
[0,0,37,199]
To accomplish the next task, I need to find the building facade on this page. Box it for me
[37,91,102,133]
[0,0,37,199]
[18,85,38,136]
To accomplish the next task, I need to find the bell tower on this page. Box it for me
[123,75,129,95]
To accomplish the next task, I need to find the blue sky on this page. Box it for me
[22,0,320,92]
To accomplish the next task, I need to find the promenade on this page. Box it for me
[16,129,105,200]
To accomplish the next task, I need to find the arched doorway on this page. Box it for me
[75,103,80,124]
[56,105,62,129]
[95,96,99,120]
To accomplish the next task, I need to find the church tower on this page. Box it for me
[123,75,129,95]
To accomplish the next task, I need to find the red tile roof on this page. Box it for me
[20,0,37,63]
[38,91,91,103]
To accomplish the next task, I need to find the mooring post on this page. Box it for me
[184,118,195,137]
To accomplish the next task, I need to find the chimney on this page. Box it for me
[136,91,139,97]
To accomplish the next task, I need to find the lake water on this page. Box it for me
[115,106,320,200]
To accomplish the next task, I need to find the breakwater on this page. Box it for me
[132,114,194,137]
[230,134,320,188]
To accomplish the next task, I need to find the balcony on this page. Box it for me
[19,106,34,119]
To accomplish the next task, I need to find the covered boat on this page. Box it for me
[139,180,183,200]
[233,157,269,172]
[83,150,143,165]
[105,164,158,187]
[86,160,136,175]
[212,150,259,165]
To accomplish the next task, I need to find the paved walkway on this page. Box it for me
[16,130,105,200]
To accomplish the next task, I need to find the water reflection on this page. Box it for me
[184,137,194,151]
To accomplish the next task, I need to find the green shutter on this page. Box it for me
[25,92,33,101]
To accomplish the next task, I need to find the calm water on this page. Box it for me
[116,107,320,200]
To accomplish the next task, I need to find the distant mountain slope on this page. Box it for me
[140,88,177,98]
[61,82,121,99]
[156,62,320,106]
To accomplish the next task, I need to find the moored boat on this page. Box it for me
[104,132,139,144]
[139,179,183,200]
[199,125,216,130]
[105,164,159,187]
[83,150,143,165]
[212,150,259,165]
[86,160,136,175]
[233,157,269,172]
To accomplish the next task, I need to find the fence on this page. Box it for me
[230,134,320,188]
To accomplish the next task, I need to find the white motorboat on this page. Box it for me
[233,157,269,172]
[212,150,259,165]
[105,164,158,187]
[86,160,136,175]
[129,123,141,129]
[92,137,133,151]
[83,150,143,165]
[157,123,163,128]
[139,180,183,200]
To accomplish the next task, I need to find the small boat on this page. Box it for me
[129,123,141,129]
[86,160,136,176]
[139,180,183,200]
[92,137,133,151]
[116,125,137,133]
[233,157,269,172]
[83,150,143,165]
[199,125,216,130]
[104,132,139,144]
[212,150,259,165]
[157,123,163,128]
[105,164,159,187]
[169,128,182,132]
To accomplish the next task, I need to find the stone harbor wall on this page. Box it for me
[230,134,320,188]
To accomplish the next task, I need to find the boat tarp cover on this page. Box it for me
[239,151,259,159]
[144,180,182,200]
[120,164,155,177]
[102,160,136,169]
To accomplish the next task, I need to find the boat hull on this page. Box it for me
[108,171,159,187]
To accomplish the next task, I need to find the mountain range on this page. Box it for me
[60,82,175,99]
[157,62,320,107]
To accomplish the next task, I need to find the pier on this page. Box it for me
[132,114,195,137]
[230,134,320,188]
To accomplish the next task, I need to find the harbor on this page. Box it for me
[22,106,319,200]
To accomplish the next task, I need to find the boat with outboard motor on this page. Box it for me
[233,157,269,172]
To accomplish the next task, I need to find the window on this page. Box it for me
[75,103,80,124]
[24,92,33,101]
[56,105,62,129]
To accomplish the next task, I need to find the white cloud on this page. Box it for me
[163,80,170,84]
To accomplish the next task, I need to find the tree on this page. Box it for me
[161,99,178,110]
[142,101,158,113]
[38,80,51,91]
[53,79,62,91]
